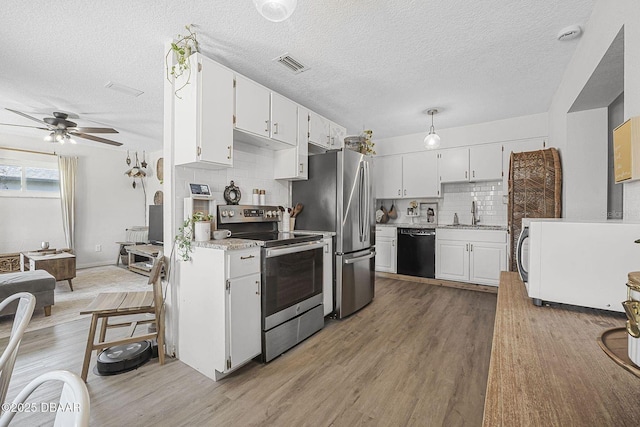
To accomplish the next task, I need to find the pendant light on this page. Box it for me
[424,109,441,149]
[253,0,297,22]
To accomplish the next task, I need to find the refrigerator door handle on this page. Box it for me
[344,251,376,265]
[359,163,365,242]
[364,161,370,242]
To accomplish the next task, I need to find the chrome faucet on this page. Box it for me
[471,201,479,226]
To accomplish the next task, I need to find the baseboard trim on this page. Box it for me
[375,272,498,294]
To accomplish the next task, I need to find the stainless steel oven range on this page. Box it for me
[218,205,324,362]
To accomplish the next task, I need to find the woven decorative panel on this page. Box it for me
[0,253,20,273]
[508,148,562,271]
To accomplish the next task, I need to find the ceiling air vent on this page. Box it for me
[273,53,308,74]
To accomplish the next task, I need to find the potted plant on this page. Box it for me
[165,24,199,99]
[175,212,213,261]
[344,129,376,155]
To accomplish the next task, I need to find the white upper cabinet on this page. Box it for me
[234,75,270,138]
[374,152,440,199]
[308,111,331,149]
[274,107,308,181]
[375,155,403,199]
[439,144,502,183]
[174,53,234,168]
[235,75,297,148]
[439,147,469,183]
[329,122,346,149]
[469,144,502,181]
[403,151,440,198]
[270,92,297,146]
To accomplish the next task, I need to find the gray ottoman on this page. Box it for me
[0,270,56,316]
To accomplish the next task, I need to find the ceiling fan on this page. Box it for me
[0,108,122,146]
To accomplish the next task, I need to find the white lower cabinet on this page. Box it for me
[436,229,506,286]
[375,226,397,273]
[179,246,261,381]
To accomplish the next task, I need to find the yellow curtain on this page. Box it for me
[58,156,77,252]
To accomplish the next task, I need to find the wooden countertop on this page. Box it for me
[483,272,640,426]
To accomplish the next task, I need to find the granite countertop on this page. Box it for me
[437,224,508,231]
[192,239,263,251]
[376,222,437,229]
[376,223,507,231]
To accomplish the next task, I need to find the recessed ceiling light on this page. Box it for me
[557,25,582,41]
[105,81,144,97]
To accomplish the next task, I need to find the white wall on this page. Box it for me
[548,0,640,219]
[564,108,609,220]
[0,134,142,268]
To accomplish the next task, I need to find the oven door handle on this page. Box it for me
[265,241,325,258]
[344,251,376,265]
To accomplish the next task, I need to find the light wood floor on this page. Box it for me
[2,276,497,426]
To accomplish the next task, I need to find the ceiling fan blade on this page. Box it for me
[69,132,123,146]
[5,108,48,125]
[0,123,50,131]
[71,127,119,134]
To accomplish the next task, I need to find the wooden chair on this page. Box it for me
[0,292,36,408]
[80,251,165,381]
[0,370,90,427]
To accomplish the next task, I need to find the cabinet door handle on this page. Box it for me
[404,189,407,196]
[227,146,232,160]
[330,136,335,146]
[299,163,304,173]
[466,243,469,252]
[392,240,395,247]
[398,189,401,195]
[265,120,270,133]
[197,146,202,156]
[327,135,331,145]
[472,170,475,178]
[256,280,260,295]
[465,171,468,179]
[273,122,279,135]
[240,255,255,260]
[470,244,473,251]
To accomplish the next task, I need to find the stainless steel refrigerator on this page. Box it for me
[292,148,375,318]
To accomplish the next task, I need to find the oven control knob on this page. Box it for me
[221,210,228,217]
[266,211,272,218]
[229,210,235,217]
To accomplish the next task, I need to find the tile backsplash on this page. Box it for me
[377,180,506,226]
[175,141,290,224]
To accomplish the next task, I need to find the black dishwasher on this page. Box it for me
[397,228,436,278]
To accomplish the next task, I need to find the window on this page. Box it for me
[0,157,60,197]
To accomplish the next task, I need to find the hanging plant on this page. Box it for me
[165,24,199,99]
[174,212,214,261]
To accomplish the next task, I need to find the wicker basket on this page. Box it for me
[508,148,562,271]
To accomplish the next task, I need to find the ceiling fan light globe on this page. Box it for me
[44,133,54,142]
[253,0,297,22]
[424,132,441,149]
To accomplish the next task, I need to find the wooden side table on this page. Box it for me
[20,251,76,291]
[125,245,161,277]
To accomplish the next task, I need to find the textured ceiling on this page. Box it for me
[0,0,595,151]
